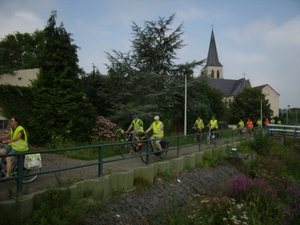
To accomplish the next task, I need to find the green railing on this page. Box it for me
[0,128,250,194]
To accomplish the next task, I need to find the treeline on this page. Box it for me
[0,11,272,146]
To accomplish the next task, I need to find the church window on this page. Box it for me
[217,70,220,78]
[211,70,214,78]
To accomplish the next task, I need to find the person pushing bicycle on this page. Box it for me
[145,115,164,151]
[0,116,29,178]
[126,113,144,142]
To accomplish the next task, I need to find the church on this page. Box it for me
[200,29,280,117]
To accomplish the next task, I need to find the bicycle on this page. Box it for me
[192,127,203,143]
[0,141,41,183]
[206,127,217,145]
[119,131,145,158]
[238,126,246,136]
[140,134,169,163]
[247,127,253,137]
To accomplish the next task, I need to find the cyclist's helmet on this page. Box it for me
[132,114,138,118]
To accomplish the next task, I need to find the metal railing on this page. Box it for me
[0,128,250,195]
[266,124,300,137]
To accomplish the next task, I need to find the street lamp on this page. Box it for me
[286,105,290,124]
[184,69,193,136]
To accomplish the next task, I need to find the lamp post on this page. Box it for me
[184,72,187,135]
[184,69,193,136]
[286,105,290,124]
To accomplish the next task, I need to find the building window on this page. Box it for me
[211,70,214,78]
[217,70,220,78]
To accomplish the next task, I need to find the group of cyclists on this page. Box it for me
[126,114,164,152]
[192,116,219,141]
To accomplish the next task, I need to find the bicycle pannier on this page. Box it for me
[25,154,42,169]
[160,140,169,149]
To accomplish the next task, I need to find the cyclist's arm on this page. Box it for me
[0,132,10,140]
[3,130,23,144]
[145,124,153,133]
[126,124,133,132]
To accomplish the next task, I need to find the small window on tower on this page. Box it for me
[217,71,220,78]
[211,70,214,78]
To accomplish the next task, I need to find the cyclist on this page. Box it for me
[246,118,254,136]
[237,119,245,136]
[145,115,164,151]
[206,116,218,139]
[126,114,144,142]
[0,116,28,178]
[192,116,204,141]
[256,119,262,128]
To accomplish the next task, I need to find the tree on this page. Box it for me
[83,65,111,116]
[0,30,44,74]
[227,88,272,124]
[104,14,205,131]
[28,11,97,145]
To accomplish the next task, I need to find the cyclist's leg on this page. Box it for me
[155,138,162,151]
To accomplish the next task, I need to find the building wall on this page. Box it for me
[0,68,39,86]
[261,85,280,117]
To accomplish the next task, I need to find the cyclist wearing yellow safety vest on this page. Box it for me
[126,114,144,141]
[145,115,164,151]
[237,119,244,135]
[0,116,28,178]
[193,116,204,133]
[206,116,218,136]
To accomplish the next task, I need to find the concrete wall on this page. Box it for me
[0,68,38,86]
[0,150,210,219]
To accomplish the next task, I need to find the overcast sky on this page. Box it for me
[0,0,299,109]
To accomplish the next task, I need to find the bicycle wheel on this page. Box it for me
[12,165,41,183]
[119,143,133,158]
[206,135,210,145]
[159,148,168,159]
[140,142,151,163]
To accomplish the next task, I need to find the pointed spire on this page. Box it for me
[204,29,223,68]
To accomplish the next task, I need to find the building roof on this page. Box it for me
[208,78,251,97]
[204,29,223,68]
[254,84,280,95]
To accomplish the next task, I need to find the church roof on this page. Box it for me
[204,29,223,68]
[208,78,251,97]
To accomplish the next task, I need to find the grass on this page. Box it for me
[3,130,299,224]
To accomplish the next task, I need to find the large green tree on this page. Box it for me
[28,11,97,145]
[104,14,206,131]
[0,30,44,74]
[227,88,272,124]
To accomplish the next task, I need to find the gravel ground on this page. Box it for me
[83,160,241,225]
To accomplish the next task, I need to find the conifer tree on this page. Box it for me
[28,11,96,145]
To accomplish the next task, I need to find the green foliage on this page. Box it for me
[134,177,152,191]
[156,170,174,181]
[246,129,274,155]
[102,14,207,131]
[0,30,44,74]
[23,189,87,225]
[0,84,33,126]
[200,152,219,167]
[27,11,97,146]
[227,87,272,124]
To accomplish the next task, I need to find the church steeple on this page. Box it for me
[201,28,224,79]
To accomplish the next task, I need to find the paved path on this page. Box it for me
[0,137,238,201]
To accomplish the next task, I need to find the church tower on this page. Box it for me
[201,29,223,79]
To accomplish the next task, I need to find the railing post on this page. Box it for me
[176,136,180,157]
[98,146,103,177]
[17,153,24,195]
